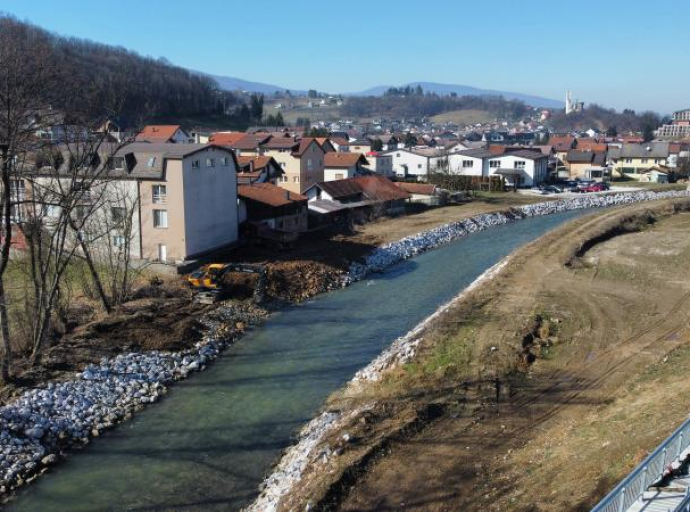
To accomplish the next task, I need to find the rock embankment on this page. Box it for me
[0,303,265,501]
[346,190,690,283]
[245,189,690,512]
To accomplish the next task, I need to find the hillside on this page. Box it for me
[351,81,563,108]
[0,16,234,128]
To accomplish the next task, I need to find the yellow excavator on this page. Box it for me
[187,263,266,304]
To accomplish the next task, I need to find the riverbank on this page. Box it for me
[245,194,690,512]
[2,189,688,508]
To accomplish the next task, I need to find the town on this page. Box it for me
[2,5,690,512]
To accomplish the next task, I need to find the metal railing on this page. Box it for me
[675,488,690,512]
[591,415,690,512]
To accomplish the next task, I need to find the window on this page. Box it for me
[152,185,167,204]
[489,160,501,168]
[191,160,200,169]
[418,163,422,169]
[113,235,125,248]
[293,176,300,183]
[462,160,474,168]
[153,209,168,228]
[147,156,157,168]
[654,159,660,164]
[110,157,125,170]
[335,173,344,180]
[307,158,313,170]
[43,205,60,217]
[396,153,401,157]
[625,158,633,164]
[110,207,125,224]
[220,157,229,166]
[280,175,288,183]
[514,160,526,170]
[206,158,215,168]
[641,158,648,164]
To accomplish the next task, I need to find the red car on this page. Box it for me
[579,182,607,193]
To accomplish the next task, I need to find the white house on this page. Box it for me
[447,149,495,176]
[489,150,549,187]
[383,148,449,179]
[323,153,369,181]
[365,152,394,176]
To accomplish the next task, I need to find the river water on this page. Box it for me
[8,210,590,512]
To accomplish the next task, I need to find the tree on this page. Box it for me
[0,17,65,380]
[250,93,264,121]
[642,124,655,142]
[306,127,329,138]
[371,139,384,151]
[307,89,318,99]
[404,133,418,148]
[606,125,618,137]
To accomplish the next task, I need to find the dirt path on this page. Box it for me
[282,199,690,512]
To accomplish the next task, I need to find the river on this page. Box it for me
[8,209,591,511]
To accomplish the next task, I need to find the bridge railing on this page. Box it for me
[591,415,690,512]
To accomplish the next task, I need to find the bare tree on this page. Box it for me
[0,18,63,380]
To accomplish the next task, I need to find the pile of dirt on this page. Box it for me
[43,297,210,373]
[219,271,260,301]
[265,261,344,302]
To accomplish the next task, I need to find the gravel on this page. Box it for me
[0,303,265,497]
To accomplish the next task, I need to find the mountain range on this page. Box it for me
[200,71,563,108]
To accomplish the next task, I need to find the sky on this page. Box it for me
[1,0,688,113]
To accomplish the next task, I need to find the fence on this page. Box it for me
[591,415,690,512]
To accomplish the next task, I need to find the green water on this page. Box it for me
[9,210,590,511]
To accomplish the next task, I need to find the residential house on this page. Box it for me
[368,134,401,151]
[135,125,193,144]
[448,149,495,176]
[549,135,576,171]
[608,142,670,179]
[384,147,449,179]
[304,175,410,219]
[365,151,394,176]
[349,139,372,154]
[490,150,549,187]
[262,137,325,194]
[323,153,370,181]
[29,143,239,264]
[238,183,308,232]
[565,149,608,180]
[236,156,284,185]
[638,166,670,184]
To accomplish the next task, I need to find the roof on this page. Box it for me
[456,149,496,159]
[610,142,670,159]
[209,132,247,145]
[231,133,272,150]
[135,125,184,143]
[395,182,437,195]
[238,183,307,208]
[566,149,597,163]
[262,137,300,151]
[314,175,411,202]
[294,137,324,157]
[502,149,548,160]
[236,155,276,172]
[324,152,369,168]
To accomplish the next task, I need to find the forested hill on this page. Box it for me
[0,15,232,127]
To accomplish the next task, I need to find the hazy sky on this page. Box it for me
[2,0,688,113]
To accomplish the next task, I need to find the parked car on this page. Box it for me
[544,185,563,193]
[579,182,607,193]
